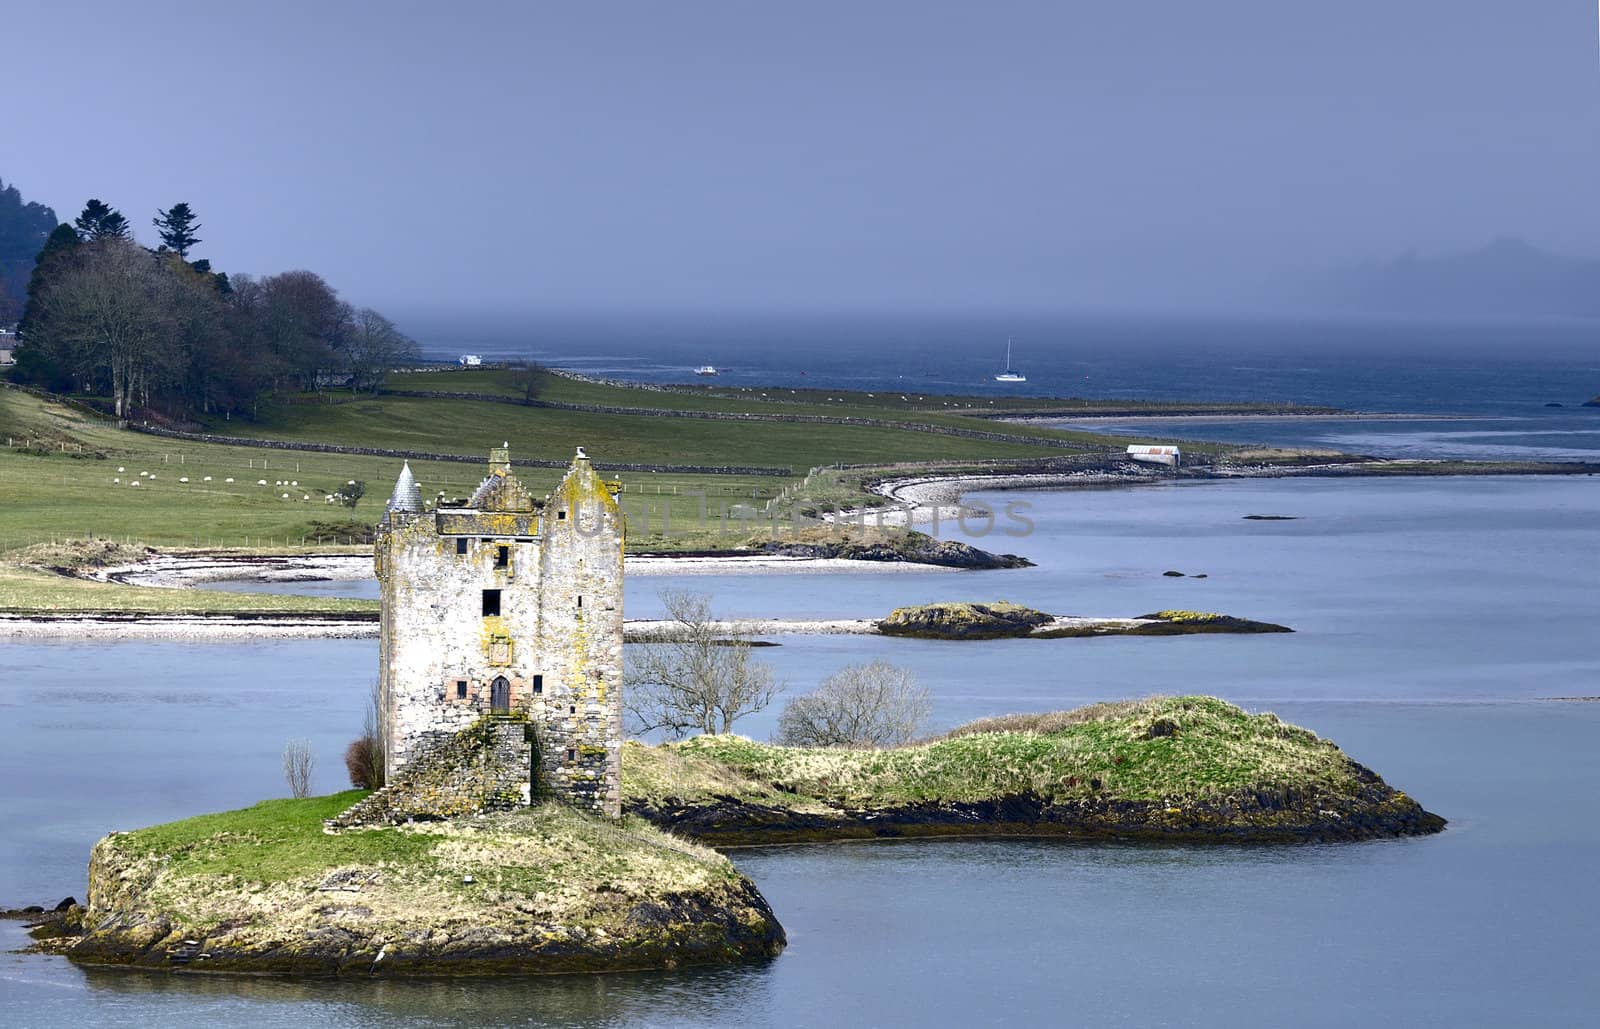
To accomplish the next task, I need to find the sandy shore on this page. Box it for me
[99,553,374,589]
[0,614,883,642]
[95,551,956,591]
[3,613,1163,642]
[0,613,379,640]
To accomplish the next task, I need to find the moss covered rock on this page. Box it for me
[877,600,1053,639]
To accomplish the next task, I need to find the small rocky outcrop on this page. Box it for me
[876,603,1293,640]
[877,601,1054,639]
[758,530,1032,569]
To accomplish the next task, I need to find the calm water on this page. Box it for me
[404,310,1600,414]
[1043,412,1600,461]
[3,475,1598,1026]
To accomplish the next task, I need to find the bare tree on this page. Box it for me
[32,238,173,421]
[282,739,315,798]
[776,661,932,748]
[344,307,419,393]
[625,589,782,737]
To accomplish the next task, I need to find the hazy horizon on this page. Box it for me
[7,1,1600,316]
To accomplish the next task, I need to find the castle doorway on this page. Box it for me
[490,676,510,714]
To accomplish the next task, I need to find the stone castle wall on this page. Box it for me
[376,449,625,818]
[527,467,625,817]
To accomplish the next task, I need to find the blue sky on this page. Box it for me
[5,1,1597,313]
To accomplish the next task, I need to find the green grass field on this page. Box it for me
[393,367,1327,419]
[0,369,1358,614]
[225,394,1073,468]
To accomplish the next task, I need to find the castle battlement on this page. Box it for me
[375,445,625,818]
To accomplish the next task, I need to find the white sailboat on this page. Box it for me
[994,340,1026,383]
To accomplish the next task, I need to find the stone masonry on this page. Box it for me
[328,719,533,828]
[375,445,625,818]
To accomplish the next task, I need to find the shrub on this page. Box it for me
[775,661,931,748]
[344,734,384,789]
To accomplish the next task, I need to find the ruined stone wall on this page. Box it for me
[328,718,532,828]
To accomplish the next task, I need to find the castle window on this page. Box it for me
[456,680,467,699]
[532,674,543,695]
[455,538,468,556]
[482,589,502,617]
[569,705,576,714]
[557,510,566,520]
[577,595,582,609]
[495,545,509,568]
[566,749,576,762]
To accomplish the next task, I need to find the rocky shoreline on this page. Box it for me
[628,779,1445,847]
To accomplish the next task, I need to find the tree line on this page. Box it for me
[8,193,418,422]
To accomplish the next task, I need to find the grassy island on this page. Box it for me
[63,794,784,977]
[623,697,1443,844]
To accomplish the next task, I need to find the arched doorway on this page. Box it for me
[490,676,510,714]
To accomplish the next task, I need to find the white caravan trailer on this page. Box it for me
[1126,444,1181,468]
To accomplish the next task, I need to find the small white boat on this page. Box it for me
[458,354,483,367]
[695,365,719,376]
[994,340,1026,383]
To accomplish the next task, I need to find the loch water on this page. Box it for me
[2,475,1598,1027]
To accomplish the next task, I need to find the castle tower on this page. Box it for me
[374,445,625,817]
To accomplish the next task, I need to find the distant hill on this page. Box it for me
[0,177,59,323]
[1300,237,1600,319]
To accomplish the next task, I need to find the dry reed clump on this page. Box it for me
[939,697,1166,739]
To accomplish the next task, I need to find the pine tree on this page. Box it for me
[153,202,202,259]
[73,199,131,241]
[18,223,84,332]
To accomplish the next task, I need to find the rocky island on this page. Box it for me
[623,696,1442,845]
[58,797,784,976]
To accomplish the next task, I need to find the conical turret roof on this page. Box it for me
[386,461,422,514]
